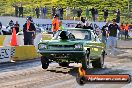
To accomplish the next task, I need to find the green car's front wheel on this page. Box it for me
[41,56,49,69]
[92,52,105,68]
[82,52,90,70]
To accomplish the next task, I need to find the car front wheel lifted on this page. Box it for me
[82,51,90,70]
[41,56,49,69]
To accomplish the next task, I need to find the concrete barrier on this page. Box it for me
[12,45,41,61]
[0,45,41,62]
[0,34,51,62]
[0,35,6,46]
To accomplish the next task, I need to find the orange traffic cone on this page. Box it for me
[10,28,17,46]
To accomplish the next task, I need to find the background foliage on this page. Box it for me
[0,0,132,22]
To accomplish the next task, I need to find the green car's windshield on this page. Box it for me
[54,29,91,40]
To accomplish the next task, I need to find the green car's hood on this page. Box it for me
[40,39,104,47]
[41,39,88,45]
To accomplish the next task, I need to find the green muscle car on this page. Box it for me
[38,28,106,70]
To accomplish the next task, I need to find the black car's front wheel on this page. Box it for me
[41,56,49,69]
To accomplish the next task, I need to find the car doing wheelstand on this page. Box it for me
[38,28,106,70]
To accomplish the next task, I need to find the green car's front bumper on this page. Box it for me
[38,50,86,61]
[38,50,86,54]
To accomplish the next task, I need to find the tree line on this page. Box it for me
[0,0,131,22]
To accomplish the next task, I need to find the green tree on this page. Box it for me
[0,0,131,22]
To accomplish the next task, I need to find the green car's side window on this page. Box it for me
[69,30,91,40]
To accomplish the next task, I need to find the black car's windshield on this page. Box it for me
[54,29,91,40]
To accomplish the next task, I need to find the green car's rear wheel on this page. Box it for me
[41,56,49,69]
[59,62,69,67]
[92,51,105,68]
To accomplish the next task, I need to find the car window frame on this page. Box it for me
[53,29,92,41]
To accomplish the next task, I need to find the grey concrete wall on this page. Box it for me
[0,16,78,29]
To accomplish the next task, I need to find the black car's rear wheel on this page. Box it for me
[41,56,49,69]
[59,62,69,67]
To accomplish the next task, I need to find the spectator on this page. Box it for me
[76,17,88,28]
[52,14,59,37]
[0,22,2,29]
[85,7,89,20]
[56,7,60,19]
[9,20,14,27]
[115,9,120,23]
[0,22,2,35]
[51,6,56,18]
[102,8,108,22]
[80,17,87,27]
[35,6,40,18]
[72,7,76,20]
[77,7,82,20]
[6,20,14,34]
[124,23,129,40]
[14,5,18,17]
[83,22,93,30]
[59,21,64,30]
[40,7,43,19]
[106,19,120,55]
[90,8,96,22]
[119,23,125,40]
[94,8,98,21]
[60,6,64,20]
[129,22,132,33]
[66,6,70,20]
[14,21,20,34]
[19,5,23,17]
[43,6,47,19]
[75,22,83,28]
[23,16,36,45]
[101,22,109,44]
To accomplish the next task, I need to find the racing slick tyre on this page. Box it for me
[59,62,69,67]
[92,51,105,68]
[41,56,49,69]
[81,52,90,70]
